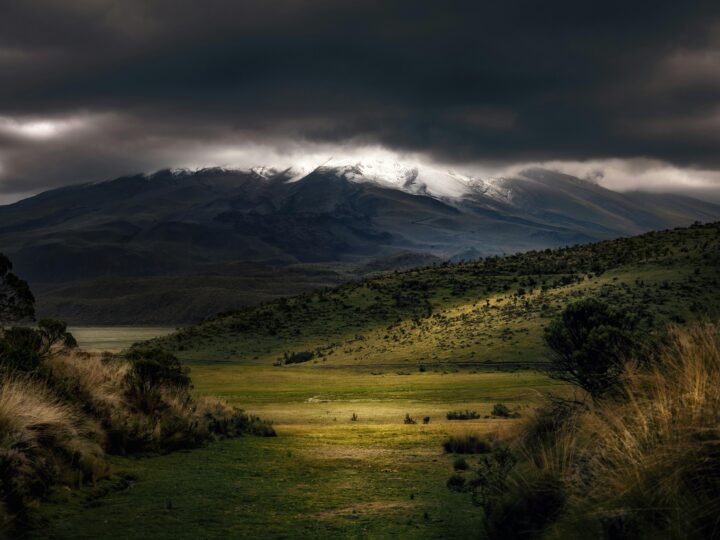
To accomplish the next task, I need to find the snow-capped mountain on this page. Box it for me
[283,158,494,201]
[1,161,719,323]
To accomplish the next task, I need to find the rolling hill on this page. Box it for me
[2,160,719,323]
[149,221,720,366]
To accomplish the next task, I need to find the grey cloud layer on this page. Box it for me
[1,0,719,195]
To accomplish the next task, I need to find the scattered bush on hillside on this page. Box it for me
[491,403,519,418]
[447,410,481,420]
[453,457,468,471]
[442,434,493,454]
[446,474,466,491]
[404,413,417,424]
[282,350,314,364]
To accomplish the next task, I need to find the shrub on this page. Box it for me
[446,474,466,491]
[404,413,417,424]
[446,410,481,420]
[482,472,566,540]
[491,404,511,418]
[283,351,314,365]
[351,412,358,422]
[0,320,77,373]
[543,299,642,398]
[443,434,493,454]
[453,457,468,471]
[0,254,35,326]
[124,348,191,415]
[422,416,430,424]
[556,323,720,537]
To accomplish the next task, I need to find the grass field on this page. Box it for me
[69,326,177,351]
[29,365,561,539]
[25,224,720,538]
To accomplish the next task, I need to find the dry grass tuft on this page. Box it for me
[488,323,720,539]
[564,323,720,538]
[0,349,274,529]
[0,374,108,524]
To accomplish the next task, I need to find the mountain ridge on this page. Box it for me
[2,162,719,323]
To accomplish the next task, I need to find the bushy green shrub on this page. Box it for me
[482,472,566,540]
[0,320,77,373]
[491,404,512,418]
[446,474,466,491]
[442,435,493,454]
[544,298,642,398]
[453,457,468,471]
[283,351,314,364]
[446,410,481,420]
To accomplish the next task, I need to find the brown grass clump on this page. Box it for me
[463,323,720,539]
[0,374,108,523]
[0,348,274,528]
[45,351,275,453]
[560,323,720,538]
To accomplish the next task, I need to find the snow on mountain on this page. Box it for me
[283,157,486,200]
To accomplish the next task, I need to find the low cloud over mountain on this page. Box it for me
[1,1,720,200]
[1,163,718,323]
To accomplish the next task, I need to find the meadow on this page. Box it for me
[69,326,177,351]
[29,366,561,539]
[15,222,720,538]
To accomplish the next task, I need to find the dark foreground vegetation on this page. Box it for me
[447,301,720,539]
[0,257,273,531]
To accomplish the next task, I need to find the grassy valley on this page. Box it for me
[6,221,720,539]
[28,368,558,539]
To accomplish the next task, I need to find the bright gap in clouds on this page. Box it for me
[0,116,90,140]
[180,144,720,200]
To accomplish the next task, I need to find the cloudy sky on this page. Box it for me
[1,0,720,202]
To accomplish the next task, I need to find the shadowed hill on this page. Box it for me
[149,222,720,366]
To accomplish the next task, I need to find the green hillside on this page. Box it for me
[152,222,720,366]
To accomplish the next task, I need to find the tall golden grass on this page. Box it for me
[0,349,273,528]
[499,323,720,539]
[0,373,108,525]
[569,323,720,538]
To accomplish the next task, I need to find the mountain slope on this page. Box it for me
[149,222,720,366]
[1,162,718,324]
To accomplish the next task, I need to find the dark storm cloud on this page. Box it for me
[1,0,720,196]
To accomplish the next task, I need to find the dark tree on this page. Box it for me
[37,319,78,355]
[0,254,35,326]
[543,299,641,398]
[0,320,77,372]
[124,348,191,414]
